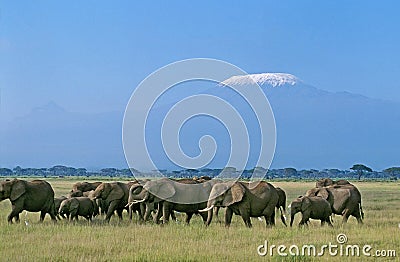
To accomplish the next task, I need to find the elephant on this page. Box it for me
[71,181,102,192]
[316,178,350,188]
[128,178,219,224]
[59,197,95,221]
[306,183,364,224]
[275,187,287,226]
[92,182,131,222]
[289,196,333,227]
[201,181,279,228]
[0,179,57,223]
[193,176,212,183]
[69,190,100,217]
[54,196,68,219]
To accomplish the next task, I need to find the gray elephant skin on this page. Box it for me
[306,182,364,224]
[69,190,100,217]
[128,178,218,224]
[202,181,279,228]
[0,179,57,223]
[93,182,131,222]
[289,196,333,227]
[275,187,287,226]
[54,196,68,219]
[59,197,95,221]
[315,178,350,188]
[71,181,102,192]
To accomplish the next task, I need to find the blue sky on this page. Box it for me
[1,1,399,119]
[1,1,400,170]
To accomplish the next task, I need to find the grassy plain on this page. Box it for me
[0,178,399,261]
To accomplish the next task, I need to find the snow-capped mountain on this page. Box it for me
[220,73,299,87]
[1,72,399,170]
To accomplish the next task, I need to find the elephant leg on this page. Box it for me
[154,204,163,224]
[342,209,351,224]
[199,212,208,223]
[170,210,177,221]
[162,204,171,224]
[214,207,221,224]
[224,208,233,227]
[144,204,152,222]
[7,211,18,224]
[352,208,363,224]
[15,214,20,223]
[105,201,118,222]
[137,203,145,221]
[129,205,133,221]
[40,211,46,222]
[48,211,57,222]
[262,206,275,226]
[239,208,251,228]
[116,209,123,220]
[279,207,287,226]
[185,213,193,224]
[326,217,333,227]
[299,213,308,226]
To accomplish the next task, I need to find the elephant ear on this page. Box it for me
[156,183,176,200]
[10,180,26,201]
[317,188,329,200]
[222,183,245,206]
[301,197,312,211]
[107,184,124,202]
[70,198,79,212]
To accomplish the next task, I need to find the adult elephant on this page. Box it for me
[200,181,279,228]
[92,182,131,222]
[128,178,219,224]
[0,179,57,223]
[316,178,350,188]
[71,181,102,192]
[306,183,364,224]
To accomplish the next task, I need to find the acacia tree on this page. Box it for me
[350,164,372,180]
[383,167,400,180]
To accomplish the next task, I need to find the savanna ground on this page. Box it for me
[0,178,399,261]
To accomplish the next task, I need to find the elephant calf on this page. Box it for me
[289,196,333,227]
[59,197,95,221]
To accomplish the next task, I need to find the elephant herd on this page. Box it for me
[0,177,364,228]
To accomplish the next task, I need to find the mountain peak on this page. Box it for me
[221,73,299,88]
[32,101,66,114]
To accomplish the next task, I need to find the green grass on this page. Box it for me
[0,179,399,261]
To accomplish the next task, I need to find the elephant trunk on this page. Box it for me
[204,199,216,226]
[290,212,295,227]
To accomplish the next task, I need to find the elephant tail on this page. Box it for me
[359,203,364,219]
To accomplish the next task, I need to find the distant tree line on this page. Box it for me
[0,164,399,180]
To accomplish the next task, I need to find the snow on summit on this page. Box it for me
[221,73,299,87]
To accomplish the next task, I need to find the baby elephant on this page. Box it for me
[59,197,95,221]
[289,196,333,227]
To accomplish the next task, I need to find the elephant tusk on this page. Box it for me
[126,198,147,207]
[125,202,134,208]
[283,215,287,221]
[257,217,263,222]
[198,205,214,212]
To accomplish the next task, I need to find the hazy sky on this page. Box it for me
[1,1,399,120]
